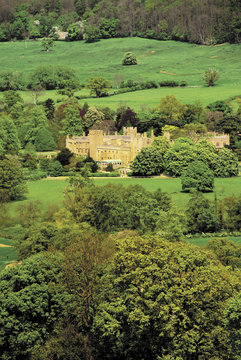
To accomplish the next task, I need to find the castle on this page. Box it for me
[66,128,229,168]
[66,127,154,167]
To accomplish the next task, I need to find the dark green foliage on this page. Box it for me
[84,25,101,43]
[34,127,56,152]
[56,148,73,166]
[0,253,69,360]
[99,18,119,38]
[122,51,137,65]
[44,98,55,120]
[207,100,232,114]
[213,148,239,177]
[28,65,79,91]
[181,160,214,192]
[131,136,170,176]
[67,23,83,41]
[0,115,21,155]
[21,153,37,170]
[0,71,25,91]
[0,157,27,202]
[66,183,171,233]
[186,191,218,233]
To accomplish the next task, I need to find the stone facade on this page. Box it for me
[66,127,154,167]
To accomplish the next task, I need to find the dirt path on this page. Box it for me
[0,243,13,247]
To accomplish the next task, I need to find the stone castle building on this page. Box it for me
[66,127,154,167]
[66,127,229,168]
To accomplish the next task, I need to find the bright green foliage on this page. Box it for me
[213,148,239,177]
[225,292,241,360]
[0,115,21,154]
[206,238,241,269]
[86,76,111,97]
[181,160,214,192]
[156,205,187,241]
[158,95,185,126]
[0,253,70,360]
[18,106,47,147]
[186,191,218,233]
[34,127,56,152]
[131,136,170,176]
[164,138,196,176]
[83,106,105,131]
[61,105,83,136]
[94,236,238,359]
[203,68,220,87]
[0,158,27,202]
[122,51,137,65]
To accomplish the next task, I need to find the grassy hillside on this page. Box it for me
[1,38,241,109]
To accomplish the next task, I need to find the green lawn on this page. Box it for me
[186,236,241,247]
[1,38,241,110]
[10,176,241,213]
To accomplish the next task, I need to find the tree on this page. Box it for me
[0,115,21,154]
[186,191,218,233]
[67,23,83,41]
[206,238,241,269]
[225,292,241,360]
[61,105,83,136]
[34,127,56,152]
[203,68,220,87]
[213,148,239,177]
[93,236,238,360]
[86,76,111,97]
[0,157,27,202]
[41,37,55,52]
[56,148,74,166]
[0,71,25,91]
[158,95,185,126]
[122,51,137,65]
[84,25,101,43]
[164,138,196,176]
[83,106,105,132]
[130,136,170,176]
[181,160,214,192]
[0,253,69,360]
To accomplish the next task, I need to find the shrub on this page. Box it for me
[122,52,137,65]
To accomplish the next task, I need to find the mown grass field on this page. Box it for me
[1,38,241,110]
[10,176,241,213]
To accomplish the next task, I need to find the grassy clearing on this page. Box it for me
[186,236,241,247]
[1,38,241,109]
[0,237,17,271]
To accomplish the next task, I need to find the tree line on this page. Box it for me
[0,0,241,44]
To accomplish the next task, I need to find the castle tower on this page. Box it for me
[89,130,104,159]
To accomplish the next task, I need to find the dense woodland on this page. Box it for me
[0,0,241,44]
